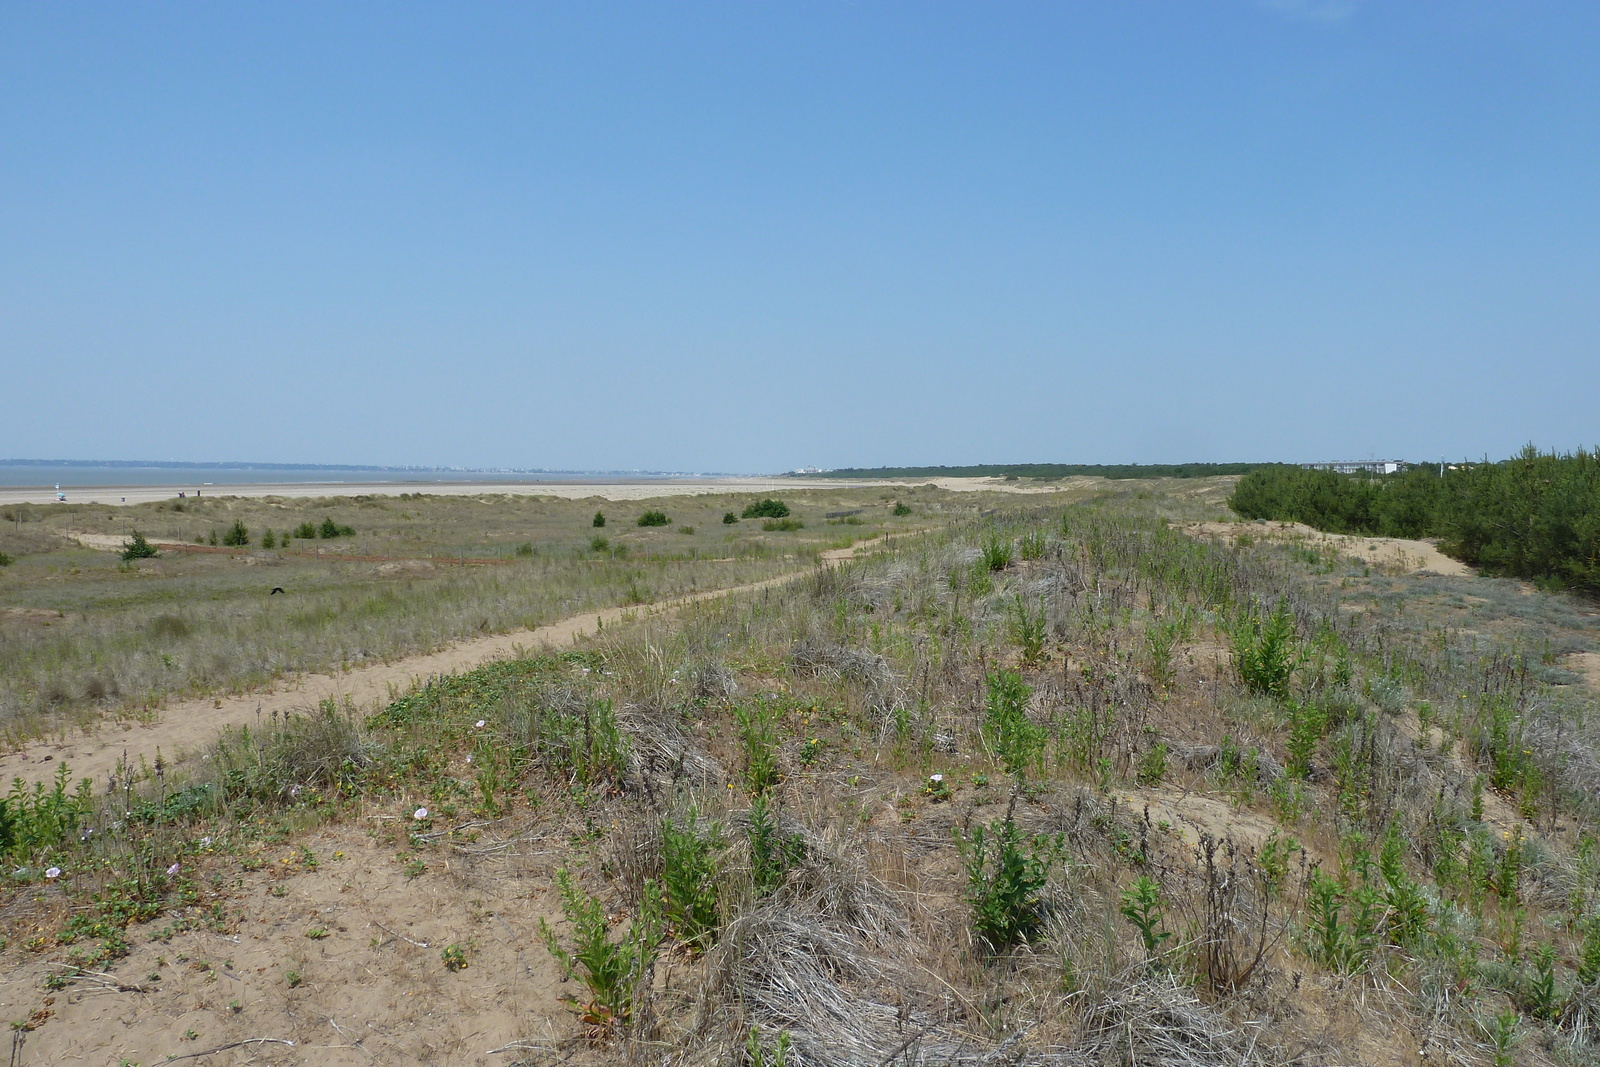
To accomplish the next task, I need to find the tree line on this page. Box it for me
[1229,447,1600,591]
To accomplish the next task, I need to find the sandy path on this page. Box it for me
[0,541,885,790]
[1177,520,1472,577]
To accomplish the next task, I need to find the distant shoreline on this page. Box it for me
[0,477,858,507]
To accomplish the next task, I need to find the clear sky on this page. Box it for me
[3,2,1596,473]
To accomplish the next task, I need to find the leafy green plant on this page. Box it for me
[746,1026,792,1067]
[1284,701,1325,780]
[592,511,606,528]
[958,816,1061,951]
[0,764,94,862]
[1120,875,1171,956]
[1017,529,1048,561]
[292,521,317,540]
[748,795,805,896]
[983,670,1042,778]
[1136,741,1168,786]
[120,531,159,561]
[741,499,789,519]
[659,809,721,950]
[737,703,780,796]
[540,868,659,1031]
[1232,602,1303,700]
[637,510,670,527]
[722,512,738,524]
[261,529,277,549]
[1006,596,1047,664]
[979,534,1014,572]
[441,943,468,971]
[891,501,911,516]
[1523,941,1558,1020]
[590,536,610,553]
[1482,1009,1518,1067]
[0,551,12,566]
[1578,919,1600,987]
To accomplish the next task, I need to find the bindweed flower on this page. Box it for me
[167,863,181,876]
[201,836,211,848]
[414,808,428,820]
[475,720,485,728]
[45,867,61,880]
[929,774,944,783]
[465,754,473,763]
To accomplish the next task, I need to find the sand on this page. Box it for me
[1177,520,1472,577]
[0,475,1097,508]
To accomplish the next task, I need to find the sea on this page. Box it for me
[0,463,695,489]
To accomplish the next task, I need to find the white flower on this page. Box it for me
[475,720,485,728]
[167,863,181,876]
[465,754,473,763]
[414,808,428,820]
[45,867,61,880]
[201,836,211,848]
[929,774,944,783]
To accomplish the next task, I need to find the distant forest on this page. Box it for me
[800,462,1270,481]
[1230,447,1600,592]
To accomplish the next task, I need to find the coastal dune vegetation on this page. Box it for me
[0,477,1596,1064]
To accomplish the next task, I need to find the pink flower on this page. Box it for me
[45,867,61,880]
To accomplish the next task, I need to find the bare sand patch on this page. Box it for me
[1567,651,1600,693]
[0,820,572,1065]
[1177,520,1471,577]
[0,607,67,627]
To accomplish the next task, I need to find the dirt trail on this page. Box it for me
[0,539,890,791]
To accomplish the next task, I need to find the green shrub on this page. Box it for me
[1005,596,1047,664]
[980,534,1014,571]
[722,512,738,524]
[637,510,670,527]
[592,511,606,528]
[737,703,780,796]
[659,809,722,950]
[1017,529,1048,561]
[221,521,250,547]
[1232,602,1302,700]
[318,517,354,539]
[1137,741,1168,786]
[590,536,610,552]
[741,499,789,519]
[958,816,1061,951]
[761,518,803,532]
[292,521,317,540]
[514,541,534,558]
[540,868,659,1030]
[0,550,13,566]
[748,795,805,896]
[891,501,911,517]
[261,529,277,549]
[984,670,1043,778]
[120,531,159,561]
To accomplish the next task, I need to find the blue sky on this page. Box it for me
[3,2,1596,472]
